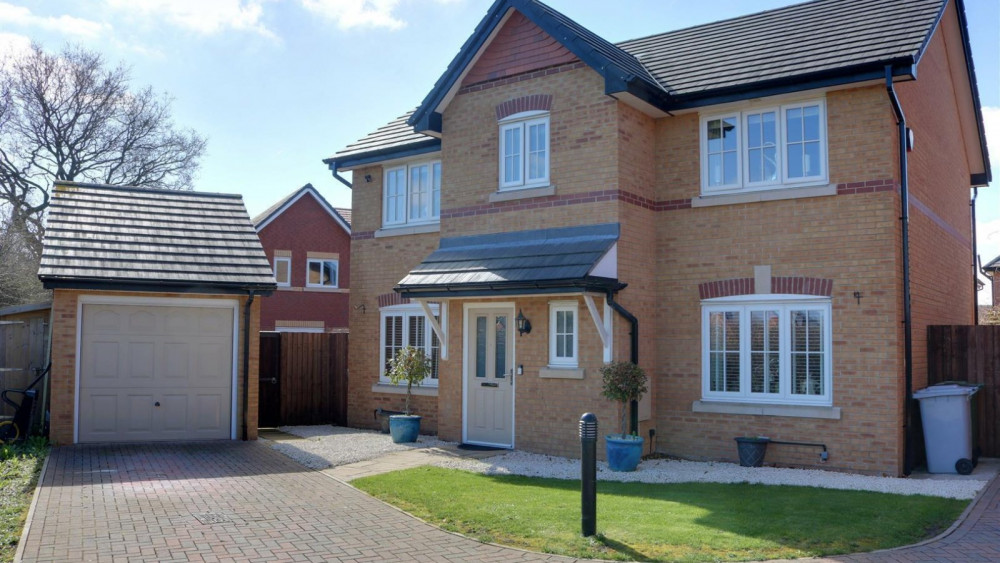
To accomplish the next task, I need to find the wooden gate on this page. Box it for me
[258,332,348,427]
[0,316,50,432]
[927,325,1000,457]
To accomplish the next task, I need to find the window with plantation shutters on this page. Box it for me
[380,304,440,384]
[702,297,831,405]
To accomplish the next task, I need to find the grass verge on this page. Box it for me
[354,466,967,562]
[0,438,48,563]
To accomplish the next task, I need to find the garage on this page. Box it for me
[39,181,276,445]
[78,301,237,442]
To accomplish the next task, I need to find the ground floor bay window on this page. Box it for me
[701,296,832,405]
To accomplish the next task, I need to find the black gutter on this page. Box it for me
[396,277,625,299]
[242,291,256,440]
[886,65,915,476]
[323,139,441,170]
[329,164,353,189]
[606,290,639,435]
[38,278,275,296]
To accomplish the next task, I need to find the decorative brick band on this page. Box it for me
[836,179,896,195]
[377,293,410,308]
[352,231,375,240]
[699,276,833,299]
[458,62,587,95]
[496,95,552,120]
[771,277,834,297]
[699,278,755,299]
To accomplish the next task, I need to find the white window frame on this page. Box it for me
[701,295,832,406]
[548,301,579,367]
[700,99,827,195]
[305,258,338,288]
[379,303,441,386]
[273,257,291,287]
[383,159,441,228]
[499,110,550,191]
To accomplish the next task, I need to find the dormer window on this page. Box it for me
[499,111,549,190]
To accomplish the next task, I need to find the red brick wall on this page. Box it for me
[49,289,260,445]
[257,192,351,332]
[462,10,578,87]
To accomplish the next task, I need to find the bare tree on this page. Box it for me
[0,206,49,309]
[0,44,207,254]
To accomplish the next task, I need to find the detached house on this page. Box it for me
[325,0,991,475]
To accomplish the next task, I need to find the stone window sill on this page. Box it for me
[375,223,440,238]
[539,367,584,379]
[371,383,439,396]
[489,184,556,203]
[692,183,836,208]
[692,400,841,419]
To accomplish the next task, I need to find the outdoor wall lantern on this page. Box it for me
[516,309,532,336]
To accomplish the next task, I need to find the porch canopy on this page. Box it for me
[395,223,623,299]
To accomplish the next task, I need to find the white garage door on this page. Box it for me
[79,303,235,442]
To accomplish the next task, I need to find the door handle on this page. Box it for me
[259,377,277,384]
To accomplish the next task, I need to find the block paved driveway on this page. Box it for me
[17,442,578,562]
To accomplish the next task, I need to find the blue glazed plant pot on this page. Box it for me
[389,415,421,443]
[606,435,644,472]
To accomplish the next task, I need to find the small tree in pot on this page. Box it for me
[386,346,431,443]
[600,361,648,471]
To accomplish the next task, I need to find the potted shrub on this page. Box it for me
[386,345,431,443]
[600,361,648,471]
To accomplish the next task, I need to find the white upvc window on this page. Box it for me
[701,99,827,194]
[273,257,291,287]
[383,160,441,227]
[380,304,440,385]
[306,259,338,288]
[702,296,832,405]
[499,111,549,190]
[549,301,578,367]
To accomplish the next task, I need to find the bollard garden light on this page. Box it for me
[579,412,598,537]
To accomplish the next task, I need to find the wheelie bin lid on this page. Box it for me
[913,382,982,399]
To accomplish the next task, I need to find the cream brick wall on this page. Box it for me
[49,289,261,445]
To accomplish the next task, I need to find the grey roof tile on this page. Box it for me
[39,182,276,291]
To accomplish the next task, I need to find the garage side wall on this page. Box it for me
[49,289,261,445]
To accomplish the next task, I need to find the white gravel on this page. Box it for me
[268,425,450,469]
[267,426,987,500]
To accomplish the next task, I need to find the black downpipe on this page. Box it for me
[242,291,256,440]
[886,66,915,475]
[329,162,353,189]
[606,290,639,435]
[971,188,979,325]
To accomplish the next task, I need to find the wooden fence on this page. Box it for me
[927,325,1000,458]
[258,332,348,428]
[0,317,49,431]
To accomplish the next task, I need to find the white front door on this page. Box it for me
[465,307,514,447]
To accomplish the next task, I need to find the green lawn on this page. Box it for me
[354,467,966,562]
[0,439,48,563]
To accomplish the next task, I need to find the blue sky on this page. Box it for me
[2,0,998,296]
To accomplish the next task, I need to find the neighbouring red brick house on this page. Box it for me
[254,184,351,333]
[324,0,991,476]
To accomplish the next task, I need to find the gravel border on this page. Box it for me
[268,426,987,499]
[268,425,450,469]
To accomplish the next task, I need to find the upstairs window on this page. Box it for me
[499,112,549,190]
[701,99,827,194]
[384,160,441,227]
[273,257,291,287]
[306,259,338,288]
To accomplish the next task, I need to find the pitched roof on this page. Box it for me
[985,255,1000,272]
[39,182,276,293]
[616,0,943,103]
[334,207,352,227]
[253,183,351,233]
[324,110,440,169]
[396,223,622,298]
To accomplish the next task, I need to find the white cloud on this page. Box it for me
[104,0,275,39]
[0,2,109,39]
[301,0,405,30]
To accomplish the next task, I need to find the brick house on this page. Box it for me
[253,183,352,333]
[324,0,991,475]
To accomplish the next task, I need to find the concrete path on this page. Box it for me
[16,438,1000,562]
